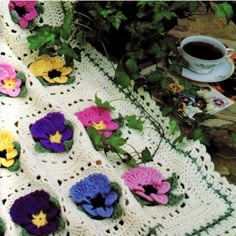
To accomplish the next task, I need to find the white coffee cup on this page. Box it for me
[178,35,235,74]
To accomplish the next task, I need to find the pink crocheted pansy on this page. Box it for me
[122,166,171,205]
[75,106,119,138]
[0,63,23,97]
[8,1,38,29]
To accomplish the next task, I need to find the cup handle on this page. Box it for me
[225,48,235,58]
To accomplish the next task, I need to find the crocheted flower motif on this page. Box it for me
[70,173,120,219]
[8,1,39,29]
[75,106,119,138]
[167,83,184,94]
[0,130,20,170]
[30,112,74,153]
[10,190,62,236]
[122,166,171,204]
[209,96,228,109]
[29,56,73,86]
[0,63,26,97]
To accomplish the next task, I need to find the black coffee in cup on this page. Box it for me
[183,42,223,60]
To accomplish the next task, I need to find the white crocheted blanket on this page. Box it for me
[0,1,236,236]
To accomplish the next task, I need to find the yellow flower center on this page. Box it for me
[92,121,106,130]
[3,78,16,89]
[49,131,62,144]
[32,210,48,228]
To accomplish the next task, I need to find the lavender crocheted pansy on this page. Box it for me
[70,173,121,219]
[122,166,171,205]
[30,112,73,153]
[10,190,62,235]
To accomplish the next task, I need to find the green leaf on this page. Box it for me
[125,58,139,75]
[16,72,26,82]
[61,11,73,40]
[64,139,74,152]
[57,43,80,61]
[193,128,208,144]
[160,76,174,89]
[167,193,184,206]
[35,142,52,153]
[111,12,127,29]
[8,159,20,172]
[114,64,131,88]
[166,173,178,191]
[216,2,233,24]
[141,147,153,163]
[27,29,55,50]
[161,106,172,117]
[232,132,236,141]
[94,94,115,111]
[22,228,35,236]
[101,9,113,18]
[169,120,180,134]
[10,10,19,24]
[111,182,122,198]
[87,126,102,147]
[126,158,138,167]
[146,68,167,83]
[18,85,27,97]
[112,203,122,219]
[0,218,5,235]
[124,115,144,132]
[104,134,127,147]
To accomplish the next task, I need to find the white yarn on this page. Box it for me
[0,1,236,236]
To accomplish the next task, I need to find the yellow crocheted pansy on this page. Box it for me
[0,131,18,168]
[29,56,72,84]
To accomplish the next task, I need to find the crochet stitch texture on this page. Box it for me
[0,1,236,235]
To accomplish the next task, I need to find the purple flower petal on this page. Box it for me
[30,119,54,139]
[105,191,118,206]
[45,112,66,132]
[95,207,113,218]
[61,126,73,142]
[82,204,97,217]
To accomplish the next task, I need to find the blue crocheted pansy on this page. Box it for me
[30,112,74,153]
[10,190,64,236]
[70,173,121,219]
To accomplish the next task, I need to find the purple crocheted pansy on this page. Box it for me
[30,112,73,153]
[122,166,171,205]
[8,1,42,29]
[10,190,61,235]
[70,173,120,219]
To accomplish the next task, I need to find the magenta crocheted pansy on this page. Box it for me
[122,166,171,205]
[30,112,74,153]
[10,190,63,235]
[75,106,119,138]
[0,63,26,97]
[8,1,39,29]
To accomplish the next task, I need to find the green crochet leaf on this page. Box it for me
[64,139,74,152]
[8,159,20,172]
[64,120,74,131]
[16,72,26,82]
[13,141,21,154]
[34,141,52,153]
[112,202,122,219]
[18,85,27,97]
[9,10,19,24]
[111,181,122,198]
[166,172,178,191]
[0,218,5,235]
[56,217,65,232]
[67,75,76,84]
[21,228,35,236]
[167,193,184,206]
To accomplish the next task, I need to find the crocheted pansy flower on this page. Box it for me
[29,56,74,86]
[70,173,122,219]
[0,130,20,171]
[8,1,43,29]
[10,190,64,236]
[0,63,27,97]
[122,166,171,205]
[209,96,228,109]
[75,106,119,138]
[30,112,74,153]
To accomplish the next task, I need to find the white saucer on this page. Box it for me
[182,58,235,83]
